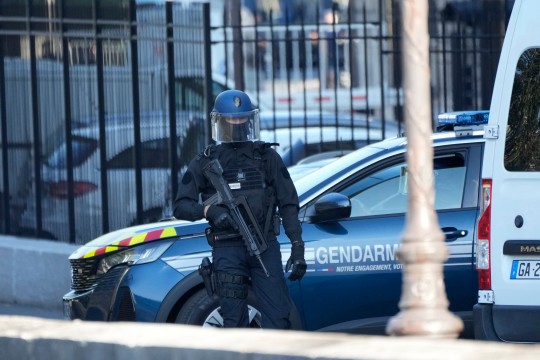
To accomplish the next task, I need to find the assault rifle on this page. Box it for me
[203,159,270,277]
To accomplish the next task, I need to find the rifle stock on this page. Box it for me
[203,159,270,277]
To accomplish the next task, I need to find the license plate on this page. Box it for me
[510,260,540,279]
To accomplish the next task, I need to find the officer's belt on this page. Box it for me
[213,231,244,246]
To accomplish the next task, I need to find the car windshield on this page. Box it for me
[288,159,333,182]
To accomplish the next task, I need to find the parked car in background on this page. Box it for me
[17,107,397,243]
[18,112,205,244]
[259,111,400,166]
[63,111,487,337]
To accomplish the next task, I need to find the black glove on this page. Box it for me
[285,242,307,281]
[206,205,237,230]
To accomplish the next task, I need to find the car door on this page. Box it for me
[296,143,482,333]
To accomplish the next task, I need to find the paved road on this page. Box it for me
[0,303,63,320]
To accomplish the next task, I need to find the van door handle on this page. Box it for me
[442,227,468,242]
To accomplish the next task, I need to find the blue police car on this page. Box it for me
[63,111,487,337]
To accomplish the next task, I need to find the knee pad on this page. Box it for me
[215,272,249,299]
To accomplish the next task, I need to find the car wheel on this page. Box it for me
[175,288,262,328]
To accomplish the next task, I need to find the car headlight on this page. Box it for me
[96,240,174,275]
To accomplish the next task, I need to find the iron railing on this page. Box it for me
[0,0,509,244]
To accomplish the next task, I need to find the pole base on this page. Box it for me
[386,308,464,338]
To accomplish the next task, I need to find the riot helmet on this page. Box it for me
[211,90,260,143]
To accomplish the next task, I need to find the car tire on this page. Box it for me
[175,288,263,328]
[175,288,303,330]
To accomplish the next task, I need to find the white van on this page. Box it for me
[474,0,540,342]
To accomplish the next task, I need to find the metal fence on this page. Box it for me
[0,1,213,244]
[0,0,509,244]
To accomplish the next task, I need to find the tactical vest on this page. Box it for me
[201,141,278,239]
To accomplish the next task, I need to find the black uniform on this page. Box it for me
[173,141,303,329]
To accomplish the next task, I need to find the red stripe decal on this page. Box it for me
[119,237,133,246]
[95,247,107,256]
[145,229,163,241]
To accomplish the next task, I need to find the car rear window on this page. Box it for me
[46,136,98,168]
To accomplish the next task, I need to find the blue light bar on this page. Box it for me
[437,110,489,126]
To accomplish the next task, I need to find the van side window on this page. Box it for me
[504,48,540,171]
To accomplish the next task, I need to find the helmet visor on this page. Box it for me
[211,109,260,143]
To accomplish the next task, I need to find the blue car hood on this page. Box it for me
[69,219,208,260]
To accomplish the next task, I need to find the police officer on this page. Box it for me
[173,89,307,329]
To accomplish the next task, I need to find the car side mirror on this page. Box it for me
[307,193,351,223]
